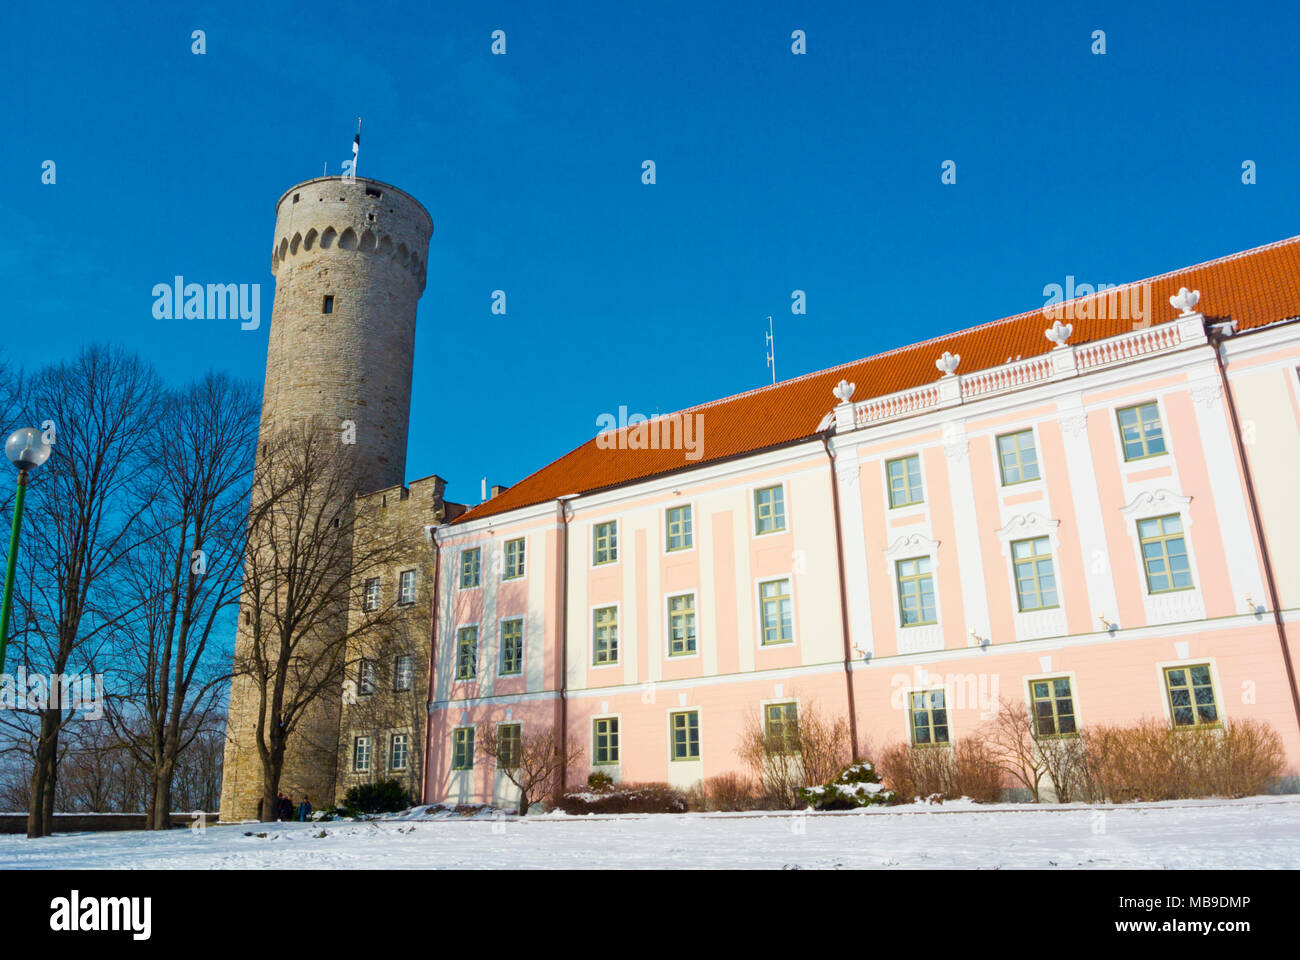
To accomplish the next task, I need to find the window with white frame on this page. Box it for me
[1164,664,1220,728]
[666,505,693,552]
[398,569,417,605]
[896,557,937,626]
[452,727,475,770]
[997,430,1040,485]
[358,659,376,696]
[670,710,700,761]
[1138,514,1193,593]
[593,521,618,565]
[1117,402,1167,461]
[393,654,413,692]
[754,484,787,535]
[498,722,522,769]
[887,455,924,508]
[1029,677,1076,736]
[1012,537,1058,611]
[763,702,799,753]
[503,537,526,580]
[593,717,619,765]
[667,593,697,656]
[758,578,793,645]
[390,733,409,771]
[460,548,481,589]
[593,606,619,665]
[500,618,524,675]
[363,577,380,611]
[353,736,371,772]
[909,690,949,745]
[455,626,478,680]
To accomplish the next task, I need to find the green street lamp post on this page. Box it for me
[0,428,52,675]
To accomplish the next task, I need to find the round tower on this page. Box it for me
[219,175,433,823]
[262,175,433,494]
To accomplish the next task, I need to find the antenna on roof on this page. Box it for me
[765,316,776,385]
[481,477,487,503]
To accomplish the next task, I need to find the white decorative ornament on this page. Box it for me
[935,351,961,377]
[1045,319,1074,349]
[833,379,856,404]
[1169,287,1201,317]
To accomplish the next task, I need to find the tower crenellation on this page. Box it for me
[262,175,433,495]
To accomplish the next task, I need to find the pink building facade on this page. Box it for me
[421,238,1300,806]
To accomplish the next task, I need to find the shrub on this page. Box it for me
[952,738,1003,803]
[586,770,615,793]
[800,761,895,810]
[876,739,999,803]
[1079,717,1284,802]
[703,772,759,811]
[557,782,688,815]
[737,699,852,809]
[342,779,412,815]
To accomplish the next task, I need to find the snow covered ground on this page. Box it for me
[1,795,1297,869]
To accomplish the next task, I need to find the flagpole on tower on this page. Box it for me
[352,117,362,179]
[765,316,776,385]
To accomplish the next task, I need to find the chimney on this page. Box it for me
[490,484,509,499]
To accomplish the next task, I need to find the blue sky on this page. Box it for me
[4,0,1297,507]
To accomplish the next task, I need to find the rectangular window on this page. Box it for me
[909,690,949,745]
[887,454,924,508]
[1117,402,1167,461]
[754,484,787,535]
[670,710,700,761]
[390,733,409,771]
[460,548,481,589]
[593,717,620,765]
[1138,514,1193,593]
[896,557,937,626]
[763,702,799,754]
[1012,537,1058,611]
[363,577,380,611]
[665,505,693,552]
[667,593,697,656]
[759,578,793,645]
[393,654,413,692]
[503,537,526,580]
[452,727,475,770]
[500,618,524,675]
[997,430,1041,485]
[455,626,478,680]
[498,723,522,769]
[353,736,371,772]
[593,521,618,565]
[1164,664,1220,728]
[592,606,619,665]
[358,659,375,696]
[1030,677,1077,736]
[322,295,334,314]
[398,569,417,605]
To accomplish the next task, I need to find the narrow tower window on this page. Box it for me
[322,295,334,314]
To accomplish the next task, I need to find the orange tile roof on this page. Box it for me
[458,235,1300,524]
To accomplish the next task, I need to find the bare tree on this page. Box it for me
[5,346,162,837]
[233,422,407,821]
[478,723,582,815]
[107,373,257,828]
[737,700,851,808]
[980,697,1047,802]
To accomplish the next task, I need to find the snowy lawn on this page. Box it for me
[1,795,1297,869]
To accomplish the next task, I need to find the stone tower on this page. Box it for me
[219,176,433,821]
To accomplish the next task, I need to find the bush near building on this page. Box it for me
[800,761,895,809]
[877,715,1286,804]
